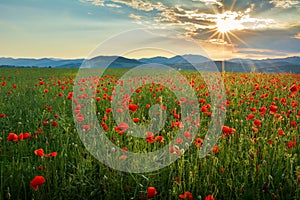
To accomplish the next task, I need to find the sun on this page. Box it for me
[205,12,248,47]
[216,17,243,33]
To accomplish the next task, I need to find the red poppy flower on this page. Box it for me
[155,135,164,143]
[7,133,18,142]
[46,152,58,157]
[287,141,294,149]
[222,126,231,133]
[30,176,45,191]
[289,84,298,94]
[254,119,261,127]
[51,121,58,127]
[18,133,24,141]
[246,114,255,120]
[205,194,215,200]
[23,132,31,139]
[147,187,157,199]
[269,105,277,114]
[250,108,257,112]
[179,191,193,200]
[133,118,140,123]
[118,122,129,131]
[128,104,138,112]
[291,120,297,128]
[146,132,155,143]
[278,129,285,136]
[77,116,84,122]
[169,146,176,153]
[34,148,44,157]
[106,107,112,114]
[194,138,203,147]
[175,138,183,144]
[210,145,219,153]
[184,131,192,140]
[119,155,127,160]
[102,123,109,131]
[259,106,267,115]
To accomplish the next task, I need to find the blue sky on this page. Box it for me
[1,0,300,60]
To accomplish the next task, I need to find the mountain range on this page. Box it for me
[0,55,299,73]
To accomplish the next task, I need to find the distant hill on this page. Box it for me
[0,57,84,68]
[0,55,299,73]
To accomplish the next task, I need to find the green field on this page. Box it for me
[0,68,299,199]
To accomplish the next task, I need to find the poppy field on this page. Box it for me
[0,68,299,200]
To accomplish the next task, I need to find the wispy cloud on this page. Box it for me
[105,3,121,8]
[293,32,300,39]
[192,0,223,7]
[269,0,300,9]
[111,0,166,11]
[80,0,104,6]
[129,13,142,20]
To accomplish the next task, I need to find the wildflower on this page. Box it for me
[289,84,298,94]
[119,155,127,160]
[155,135,164,143]
[46,152,57,157]
[246,114,255,120]
[179,191,193,200]
[194,138,203,147]
[118,122,129,131]
[30,176,45,191]
[128,104,138,112]
[51,121,58,127]
[34,148,45,157]
[278,129,284,136]
[269,105,277,114]
[184,131,192,140]
[18,133,24,141]
[147,187,157,199]
[146,132,155,143]
[205,195,215,200]
[291,120,297,128]
[210,146,219,153]
[287,141,293,149]
[133,118,140,123]
[7,133,18,142]
[254,119,261,127]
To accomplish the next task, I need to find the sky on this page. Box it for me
[1,0,300,60]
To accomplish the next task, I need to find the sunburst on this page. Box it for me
[196,1,252,72]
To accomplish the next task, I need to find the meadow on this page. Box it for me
[0,68,299,200]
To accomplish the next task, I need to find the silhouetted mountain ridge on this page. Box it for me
[0,55,299,73]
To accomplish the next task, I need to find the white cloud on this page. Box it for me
[269,0,300,8]
[105,3,121,8]
[209,38,228,45]
[80,0,105,6]
[129,13,142,20]
[111,0,166,11]
[192,0,223,7]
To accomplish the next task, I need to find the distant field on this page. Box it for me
[0,68,299,199]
